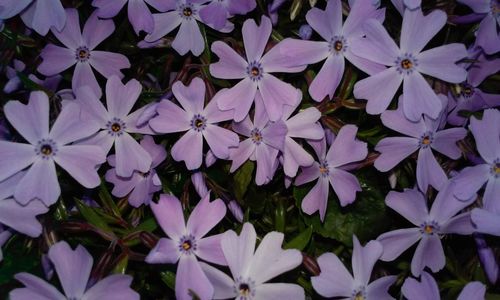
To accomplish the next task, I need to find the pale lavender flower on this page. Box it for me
[10,241,139,300]
[210,16,306,122]
[92,0,172,34]
[0,0,65,36]
[298,24,313,40]
[279,91,324,178]
[3,59,25,94]
[143,0,233,56]
[149,77,239,170]
[278,0,386,101]
[402,271,486,300]
[146,193,227,300]
[227,200,244,223]
[199,0,256,30]
[295,125,367,221]
[352,8,468,121]
[467,49,500,87]
[453,109,500,211]
[0,171,48,238]
[229,93,287,185]
[456,0,500,54]
[38,9,130,98]
[200,222,305,300]
[472,208,500,237]
[192,171,209,198]
[474,234,499,284]
[76,76,154,178]
[0,91,105,206]
[312,236,396,299]
[105,135,166,207]
[374,96,467,192]
[377,182,475,276]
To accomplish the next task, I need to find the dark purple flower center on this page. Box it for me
[351,286,366,300]
[329,35,347,54]
[190,114,207,132]
[419,132,434,148]
[35,139,58,159]
[247,61,263,82]
[75,46,90,62]
[234,277,256,299]
[250,128,263,145]
[396,53,418,75]
[178,234,197,255]
[420,220,440,235]
[178,3,196,19]
[460,84,474,98]
[106,117,126,137]
[319,160,329,177]
[491,160,500,178]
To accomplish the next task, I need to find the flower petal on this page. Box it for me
[172,77,206,115]
[38,44,75,76]
[151,194,186,239]
[452,164,490,201]
[105,76,141,119]
[89,51,130,79]
[401,271,440,300]
[352,236,383,286]
[352,19,399,66]
[0,198,47,237]
[309,54,344,102]
[149,100,191,133]
[210,41,248,79]
[175,255,214,300]
[301,177,329,221]
[196,234,226,265]
[221,222,256,278]
[400,8,446,53]
[431,128,467,159]
[366,276,397,300]
[171,130,203,170]
[471,208,500,236]
[305,0,341,41]
[416,148,447,192]
[470,109,500,163]
[374,137,420,172]
[4,91,49,144]
[145,237,181,264]
[199,262,236,299]
[73,62,101,100]
[258,74,298,121]
[377,228,422,261]
[203,124,239,159]
[385,189,428,226]
[326,125,367,167]
[187,193,226,239]
[144,11,182,42]
[82,274,139,300]
[242,16,271,62]
[411,235,445,276]
[311,252,354,298]
[48,241,92,299]
[402,72,442,121]
[115,132,152,177]
[353,67,402,115]
[215,78,257,122]
[254,283,305,300]
[417,44,468,83]
[14,159,60,206]
[54,145,105,188]
[172,19,204,56]
[457,281,486,300]
[83,12,115,50]
[128,0,154,34]
[11,273,65,300]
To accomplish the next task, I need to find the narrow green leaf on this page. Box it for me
[74,198,113,233]
[98,182,121,217]
[160,271,176,290]
[284,226,313,250]
[233,161,254,200]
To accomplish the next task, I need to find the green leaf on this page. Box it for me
[274,199,286,233]
[113,254,129,274]
[233,161,254,201]
[0,238,39,285]
[160,271,176,290]
[74,198,113,233]
[98,182,121,217]
[284,226,313,250]
[289,0,303,21]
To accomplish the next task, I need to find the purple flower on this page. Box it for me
[456,0,500,54]
[474,234,499,284]
[0,171,47,237]
[92,0,171,34]
[210,16,306,122]
[278,0,386,101]
[280,92,324,178]
[146,193,227,300]
[377,182,475,276]
[149,77,239,170]
[402,271,486,300]
[312,236,396,299]
[105,135,166,207]
[374,96,467,192]
[447,81,500,126]
[3,59,25,94]
[143,0,233,56]
[0,91,105,206]
[192,171,209,198]
[199,0,256,30]
[295,125,368,221]
[352,8,468,121]
[9,241,139,300]
[76,76,154,178]
[467,49,500,87]
[227,200,244,223]
[199,222,305,300]
[38,9,130,98]
[0,0,65,36]
[453,109,500,211]
[229,93,287,185]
